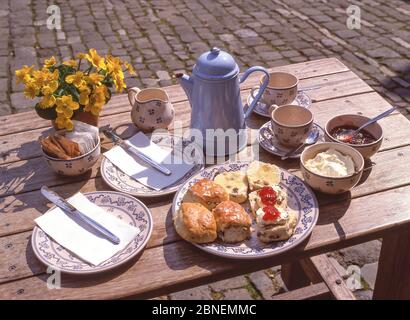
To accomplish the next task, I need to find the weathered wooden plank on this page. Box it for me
[0,177,173,238]
[0,156,103,197]
[271,283,330,300]
[0,100,193,165]
[0,58,350,136]
[1,184,410,297]
[373,229,410,300]
[309,255,356,300]
[0,76,389,165]
[0,87,188,138]
[2,142,410,241]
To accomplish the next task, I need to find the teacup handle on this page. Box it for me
[127,87,141,106]
[268,104,279,116]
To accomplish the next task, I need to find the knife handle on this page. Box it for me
[41,186,77,213]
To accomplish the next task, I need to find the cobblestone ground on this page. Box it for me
[1,0,408,299]
[1,0,409,117]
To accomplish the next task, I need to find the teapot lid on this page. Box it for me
[193,47,239,80]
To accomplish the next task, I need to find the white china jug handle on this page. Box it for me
[240,66,270,118]
[127,87,141,106]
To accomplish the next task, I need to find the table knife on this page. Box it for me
[40,186,121,245]
[103,129,172,176]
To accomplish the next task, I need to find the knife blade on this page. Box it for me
[40,186,121,245]
[103,129,172,176]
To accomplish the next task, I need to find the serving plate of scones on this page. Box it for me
[172,160,319,259]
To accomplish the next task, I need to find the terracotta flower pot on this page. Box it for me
[73,110,99,127]
[51,111,99,129]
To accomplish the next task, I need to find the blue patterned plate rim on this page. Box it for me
[31,191,153,275]
[101,134,205,198]
[171,161,319,260]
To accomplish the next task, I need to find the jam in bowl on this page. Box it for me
[325,114,383,159]
[331,125,377,145]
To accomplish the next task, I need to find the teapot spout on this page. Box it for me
[176,73,194,103]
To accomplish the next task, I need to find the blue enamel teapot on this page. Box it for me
[176,47,269,156]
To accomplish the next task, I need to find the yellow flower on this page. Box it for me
[83,85,107,115]
[56,95,79,118]
[15,65,34,84]
[106,55,122,74]
[78,83,91,93]
[113,73,126,92]
[76,52,86,59]
[44,56,57,68]
[65,71,85,88]
[23,81,40,99]
[42,80,59,96]
[124,61,136,75]
[86,72,104,85]
[32,70,48,87]
[55,115,74,131]
[79,91,89,105]
[63,60,78,68]
[85,49,106,69]
[52,69,59,81]
[39,95,56,109]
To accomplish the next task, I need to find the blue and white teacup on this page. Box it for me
[251,72,298,107]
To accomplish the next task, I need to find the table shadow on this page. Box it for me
[0,128,53,163]
[0,167,92,214]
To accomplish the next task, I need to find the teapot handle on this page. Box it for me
[240,66,270,118]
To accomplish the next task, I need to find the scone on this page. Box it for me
[185,178,229,210]
[213,201,252,243]
[214,171,248,204]
[255,206,297,243]
[249,185,287,217]
[246,160,280,191]
[174,202,217,243]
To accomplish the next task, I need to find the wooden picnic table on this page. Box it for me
[1,58,410,300]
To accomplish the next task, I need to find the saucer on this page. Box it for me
[247,88,311,118]
[258,122,325,158]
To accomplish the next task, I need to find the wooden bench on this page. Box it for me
[276,255,357,300]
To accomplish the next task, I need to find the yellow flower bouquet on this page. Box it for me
[15,49,136,130]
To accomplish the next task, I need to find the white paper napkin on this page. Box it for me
[35,193,141,266]
[104,132,195,190]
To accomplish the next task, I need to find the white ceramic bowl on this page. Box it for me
[42,134,101,176]
[300,142,364,194]
[325,114,383,159]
